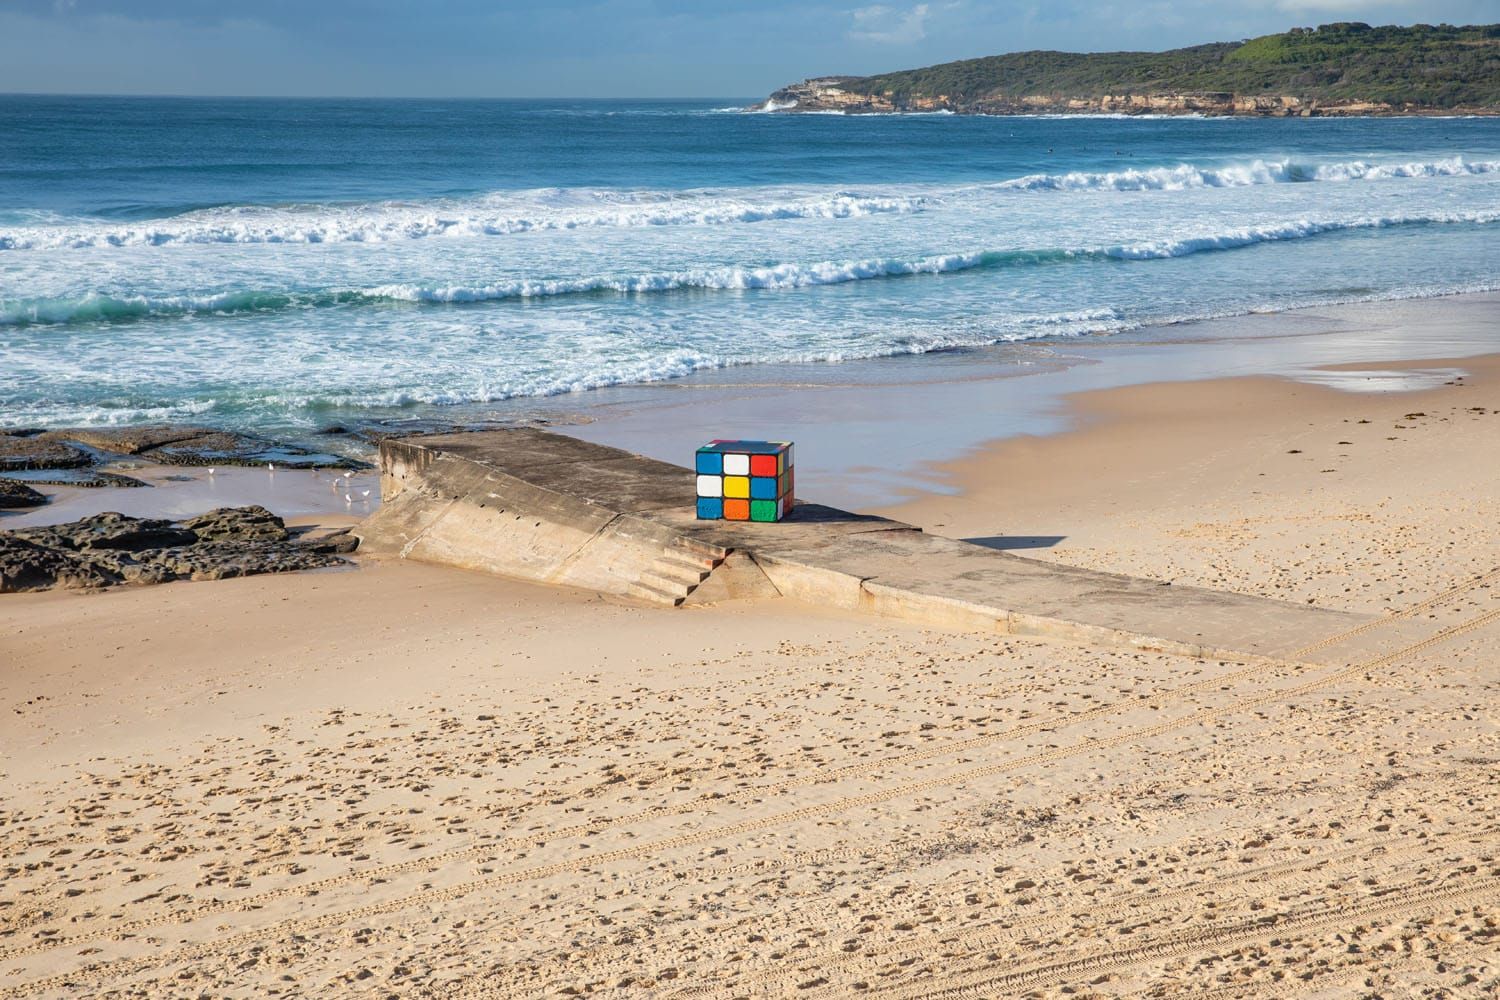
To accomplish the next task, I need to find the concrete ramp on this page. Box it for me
[356,429,1383,661]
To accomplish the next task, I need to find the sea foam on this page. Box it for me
[6,209,1493,328]
[2,156,1494,253]
[994,156,1500,193]
[0,189,927,251]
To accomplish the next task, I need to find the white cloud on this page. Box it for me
[848,3,930,44]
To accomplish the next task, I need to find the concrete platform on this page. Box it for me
[356,429,1398,663]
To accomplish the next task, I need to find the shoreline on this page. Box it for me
[566,289,1500,508]
[881,352,1500,615]
[5,290,1498,528]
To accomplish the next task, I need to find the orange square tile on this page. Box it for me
[723,498,750,521]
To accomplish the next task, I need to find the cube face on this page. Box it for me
[695,440,794,521]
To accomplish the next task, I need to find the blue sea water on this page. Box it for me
[1,95,1497,432]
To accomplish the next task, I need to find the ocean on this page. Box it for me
[1,95,1498,434]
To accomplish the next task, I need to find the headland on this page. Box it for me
[756,22,1500,116]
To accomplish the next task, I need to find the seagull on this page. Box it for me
[344,493,353,504]
[207,468,217,476]
[361,489,371,498]
[267,462,276,472]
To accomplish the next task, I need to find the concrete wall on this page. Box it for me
[357,435,732,602]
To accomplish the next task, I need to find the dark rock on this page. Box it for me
[0,469,150,488]
[0,506,349,594]
[0,535,118,592]
[0,436,91,471]
[351,419,521,445]
[181,505,288,543]
[44,425,215,456]
[250,446,370,471]
[15,511,198,552]
[0,479,47,509]
[298,527,360,554]
[318,424,351,435]
[147,541,342,581]
[136,430,278,467]
[137,431,366,470]
[70,548,176,587]
[10,423,375,476]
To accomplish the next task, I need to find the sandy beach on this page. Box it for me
[4,304,1499,997]
[882,354,1500,616]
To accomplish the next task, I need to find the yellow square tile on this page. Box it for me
[723,475,750,499]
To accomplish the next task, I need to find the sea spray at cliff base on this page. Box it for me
[2,96,1498,433]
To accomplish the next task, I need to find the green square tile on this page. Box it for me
[749,499,778,522]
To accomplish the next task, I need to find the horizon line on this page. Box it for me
[0,90,759,102]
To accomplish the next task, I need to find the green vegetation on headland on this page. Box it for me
[761,22,1500,116]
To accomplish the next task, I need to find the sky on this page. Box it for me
[0,0,1494,98]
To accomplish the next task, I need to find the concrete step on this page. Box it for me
[663,542,725,569]
[650,558,714,586]
[636,569,695,594]
[627,579,687,607]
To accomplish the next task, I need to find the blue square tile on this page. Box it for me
[696,497,723,520]
[695,451,723,474]
[749,476,777,499]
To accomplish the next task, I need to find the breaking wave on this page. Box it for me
[2,156,1494,253]
[0,189,928,251]
[993,156,1500,192]
[4,209,1493,328]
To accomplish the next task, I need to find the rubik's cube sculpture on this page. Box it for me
[695,440,794,521]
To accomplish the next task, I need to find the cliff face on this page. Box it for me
[758,79,1466,117]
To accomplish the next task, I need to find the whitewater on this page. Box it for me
[1,96,1498,431]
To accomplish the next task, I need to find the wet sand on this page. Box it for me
[881,355,1500,616]
[2,305,1499,997]
[0,463,378,531]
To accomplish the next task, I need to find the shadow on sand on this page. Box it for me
[962,535,1066,551]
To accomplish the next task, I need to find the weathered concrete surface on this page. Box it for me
[356,432,729,605]
[356,429,1404,660]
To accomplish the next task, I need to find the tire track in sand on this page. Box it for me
[666,830,1499,1000]
[9,565,1490,967]
[5,602,1496,998]
[864,871,1500,1000]
[442,827,1490,1000]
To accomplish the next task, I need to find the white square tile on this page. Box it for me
[723,453,749,476]
[696,474,722,497]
